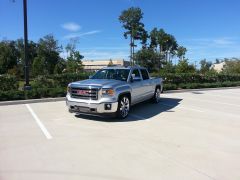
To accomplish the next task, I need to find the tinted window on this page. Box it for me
[132,69,141,78]
[140,69,149,80]
[91,69,130,81]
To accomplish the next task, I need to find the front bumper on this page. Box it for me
[66,95,118,114]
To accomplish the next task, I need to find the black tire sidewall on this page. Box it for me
[153,87,161,103]
[116,95,130,119]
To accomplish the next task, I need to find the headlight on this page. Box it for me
[67,85,71,93]
[102,88,115,96]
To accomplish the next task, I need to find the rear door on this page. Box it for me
[140,68,154,99]
[130,68,143,104]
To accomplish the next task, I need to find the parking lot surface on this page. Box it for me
[1,88,240,180]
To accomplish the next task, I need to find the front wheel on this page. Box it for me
[152,88,161,103]
[116,96,130,119]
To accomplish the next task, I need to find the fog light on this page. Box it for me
[105,103,112,110]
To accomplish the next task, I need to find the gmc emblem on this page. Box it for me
[76,90,89,95]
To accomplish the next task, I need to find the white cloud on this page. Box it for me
[213,38,235,45]
[179,37,240,61]
[61,22,81,32]
[63,30,101,40]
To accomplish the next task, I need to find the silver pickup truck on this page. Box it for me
[66,66,163,119]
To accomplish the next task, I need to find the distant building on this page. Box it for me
[211,61,226,72]
[82,59,130,71]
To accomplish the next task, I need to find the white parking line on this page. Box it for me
[25,104,52,139]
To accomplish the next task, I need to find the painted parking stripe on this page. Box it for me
[25,104,52,139]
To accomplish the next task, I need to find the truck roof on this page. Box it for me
[103,65,146,70]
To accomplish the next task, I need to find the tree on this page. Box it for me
[199,59,212,74]
[162,34,178,62]
[135,48,158,72]
[32,56,46,76]
[54,59,66,74]
[149,28,158,51]
[37,34,61,74]
[108,59,114,66]
[65,41,84,73]
[215,58,220,64]
[0,41,18,74]
[161,61,176,74]
[222,59,240,74]
[15,39,37,77]
[119,7,146,65]
[176,59,196,73]
[176,46,187,61]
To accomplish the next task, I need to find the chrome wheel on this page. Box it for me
[119,97,130,118]
[155,88,161,103]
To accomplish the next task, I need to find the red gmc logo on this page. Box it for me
[76,90,89,95]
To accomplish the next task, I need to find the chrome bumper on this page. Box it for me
[66,95,118,114]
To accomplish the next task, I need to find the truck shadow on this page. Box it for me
[75,97,182,122]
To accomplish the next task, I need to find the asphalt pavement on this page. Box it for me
[1,88,240,180]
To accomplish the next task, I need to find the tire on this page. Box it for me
[152,87,161,103]
[116,95,130,119]
[68,108,74,113]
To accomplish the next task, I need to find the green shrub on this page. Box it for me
[50,72,90,87]
[163,84,178,90]
[0,87,66,101]
[25,87,66,99]
[151,73,240,84]
[32,76,55,88]
[30,72,91,89]
[0,90,25,101]
[0,75,19,91]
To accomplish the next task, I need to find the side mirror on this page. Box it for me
[133,77,142,82]
[130,74,141,82]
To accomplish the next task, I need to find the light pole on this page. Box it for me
[23,0,31,90]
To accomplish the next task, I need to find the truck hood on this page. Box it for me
[70,79,126,89]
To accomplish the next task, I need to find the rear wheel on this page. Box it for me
[152,87,161,103]
[116,96,130,119]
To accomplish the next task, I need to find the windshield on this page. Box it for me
[91,69,130,81]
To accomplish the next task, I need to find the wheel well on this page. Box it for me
[155,85,163,93]
[155,85,161,90]
[118,92,131,103]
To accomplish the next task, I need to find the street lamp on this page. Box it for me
[23,0,31,90]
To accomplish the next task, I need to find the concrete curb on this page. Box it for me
[0,86,239,106]
[0,97,65,106]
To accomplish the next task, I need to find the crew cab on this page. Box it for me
[66,66,163,119]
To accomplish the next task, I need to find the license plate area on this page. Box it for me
[76,106,90,112]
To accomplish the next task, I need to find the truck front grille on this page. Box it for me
[70,87,98,100]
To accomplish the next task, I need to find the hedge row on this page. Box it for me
[163,81,240,91]
[151,73,240,84]
[0,75,19,91]
[0,87,66,101]
[31,72,90,88]
[1,72,240,101]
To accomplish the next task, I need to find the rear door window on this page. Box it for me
[140,69,149,80]
[132,69,141,78]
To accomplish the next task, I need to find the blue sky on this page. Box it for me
[1,0,240,64]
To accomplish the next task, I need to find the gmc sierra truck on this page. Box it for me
[66,66,163,119]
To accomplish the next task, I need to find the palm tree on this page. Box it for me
[176,46,187,61]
